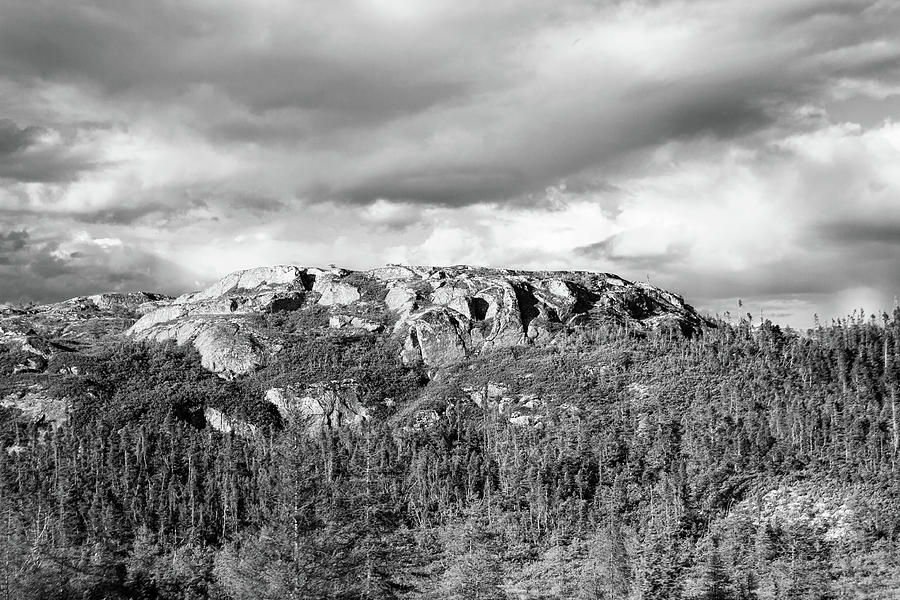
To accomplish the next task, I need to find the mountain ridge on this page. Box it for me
[2,263,711,380]
[124,263,711,376]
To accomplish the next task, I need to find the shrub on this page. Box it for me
[342,272,389,302]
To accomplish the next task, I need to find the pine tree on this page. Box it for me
[577,523,632,600]
[634,520,684,600]
[438,508,507,600]
[698,538,734,600]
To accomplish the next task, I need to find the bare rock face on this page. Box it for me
[128,265,323,377]
[1,293,173,383]
[329,314,382,332]
[382,266,707,367]
[0,292,174,360]
[384,285,418,317]
[204,407,258,436]
[1,386,69,428]
[84,292,171,315]
[265,380,369,433]
[723,481,869,543]
[178,265,309,305]
[313,274,361,306]
[123,263,708,376]
[193,321,264,374]
[404,307,470,366]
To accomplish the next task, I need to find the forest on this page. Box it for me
[2,311,900,599]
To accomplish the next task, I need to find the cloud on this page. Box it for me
[0,229,200,303]
[0,119,42,154]
[0,119,102,183]
[2,0,897,204]
[1,0,900,325]
[0,229,28,252]
[0,229,29,265]
[815,221,900,246]
[575,232,691,271]
[358,199,424,231]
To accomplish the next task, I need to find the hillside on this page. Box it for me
[1,265,899,599]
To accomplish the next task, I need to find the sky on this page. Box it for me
[1,0,900,328]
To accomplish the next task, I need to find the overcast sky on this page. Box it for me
[1,0,900,327]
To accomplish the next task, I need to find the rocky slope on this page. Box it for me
[0,292,172,427]
[125,264,709,377]
[1,264,708,428]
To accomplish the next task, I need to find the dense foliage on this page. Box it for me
[2,312,900,598]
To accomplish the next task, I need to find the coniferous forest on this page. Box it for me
[2,312,900,599]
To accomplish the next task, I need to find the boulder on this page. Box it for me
[402,307,471,367]
[204,407,257,436]
[385,285,418,316]
[351,317,382,332]
[314,275,361,306]
[431,282,474,318]
[328,315,383,333]
[367,265,424,281]
[12,356,46,374]
[329,314,353,329]
[127,265,318,376]
[129,305,190,335]
[266,380,369,432]
[192,321,263,375]
[85,292,171,313]
[179,265,309,304]
[1,386,69,427]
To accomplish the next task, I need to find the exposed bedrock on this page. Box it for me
[125,263,708,375]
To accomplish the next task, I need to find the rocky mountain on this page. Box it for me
[125,264,709,377]
[1,291,172,427]
[1,263,707,430]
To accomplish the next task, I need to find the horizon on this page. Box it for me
[2,1,900,330]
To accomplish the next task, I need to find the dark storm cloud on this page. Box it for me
[335,76,780,206]
[815,221,900,246]
[0,230,28,253]
[0,232,198,303]
[60,189,282,227]
[0,1,471,124]
[2,0,899,205]
[340,167,528,206]
[0,197,185,227]
[0,119,102,183]
[0,2,212,91]
[0,119,42,154]
[325,3,896,206]
[71,203,179,226]
[0,229,29,265]
[575,234,690,271]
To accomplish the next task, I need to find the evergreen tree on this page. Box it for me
[698,538,734,600]
[438,508,507,600]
